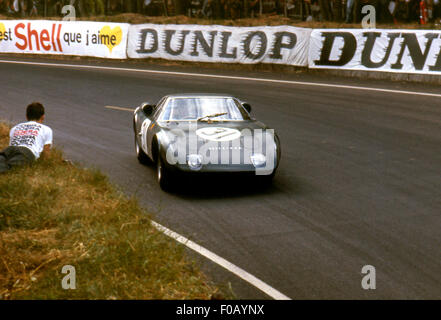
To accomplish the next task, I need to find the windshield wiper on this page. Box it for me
[197,112,228,122]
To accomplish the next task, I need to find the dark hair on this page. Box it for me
[26,102,45,121]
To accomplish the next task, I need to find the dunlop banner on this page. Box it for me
[127,24,312,66]
[309,29,441,74]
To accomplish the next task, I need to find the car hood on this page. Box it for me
[157,120,267,131]
[156,120,275,152]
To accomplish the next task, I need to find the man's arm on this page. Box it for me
[41,126,53,159]
[41,144,51,159]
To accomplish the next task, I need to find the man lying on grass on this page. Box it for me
[0,102,53,173]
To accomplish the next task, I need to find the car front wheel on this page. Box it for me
[157,156,174,191]
[256,171,275,187]
[135,135,151,165]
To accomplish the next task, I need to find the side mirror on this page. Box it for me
[242,102,252,114]
[141,102,154,116]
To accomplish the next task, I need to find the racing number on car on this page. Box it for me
[205,128,227,136]
[196,127,241,142]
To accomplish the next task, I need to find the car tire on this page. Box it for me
[157,156,174,192]
[135,135,151,165]
[256,172,275,187]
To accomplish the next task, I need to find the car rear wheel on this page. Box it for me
[135,135,151,165]
[157,156,174,191]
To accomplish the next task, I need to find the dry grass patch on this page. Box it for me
[0,121,226,300]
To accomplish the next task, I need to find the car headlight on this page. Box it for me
[250,153,266,168]
[187,154,203,171]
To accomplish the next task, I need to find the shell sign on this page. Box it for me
[0,20,129,59]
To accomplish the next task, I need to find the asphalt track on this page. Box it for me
[1,56,440,299]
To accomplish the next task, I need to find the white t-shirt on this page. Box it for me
[9,121,53,159]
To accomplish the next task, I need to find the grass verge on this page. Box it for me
[0,121,226,300]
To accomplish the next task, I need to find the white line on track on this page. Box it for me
[105,105,134,112]
[104,104,291,299]
[2,59,441,98]
[151,221,291,300]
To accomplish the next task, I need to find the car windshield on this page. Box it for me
[158,97,250,121]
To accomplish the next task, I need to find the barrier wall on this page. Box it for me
[2,20,441,76]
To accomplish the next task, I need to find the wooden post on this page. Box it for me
[244,0,249,18]
[334,0,342,21]
[163,0,168,16]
